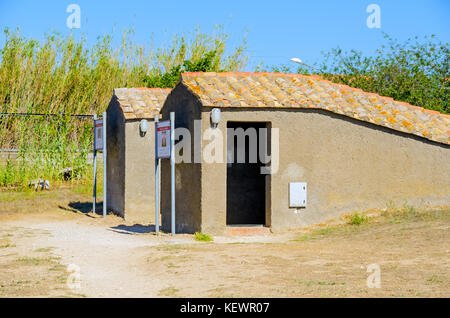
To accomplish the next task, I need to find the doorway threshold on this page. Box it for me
[225,225,271,236]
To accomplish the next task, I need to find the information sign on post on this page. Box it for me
[92,114,107,218]
[154,115,175,235]
[156,120,171,158]
[94,119,104,151]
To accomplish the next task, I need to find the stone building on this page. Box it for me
[106,87,171,223]
[160,72,450,235]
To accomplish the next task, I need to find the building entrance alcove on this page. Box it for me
[226,121,269,226]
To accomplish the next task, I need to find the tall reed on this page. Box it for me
[0,26,247,187]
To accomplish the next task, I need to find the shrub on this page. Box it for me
[319,33,449,114]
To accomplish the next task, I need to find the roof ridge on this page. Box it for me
[111,87,171,120]
[181,72,449,118]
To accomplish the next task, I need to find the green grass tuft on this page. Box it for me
[194,232,213,242]
[348,213,369,225]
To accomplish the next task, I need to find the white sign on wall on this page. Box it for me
[289,182,307,208]
[156,120,171,158]
[94,119,103,150]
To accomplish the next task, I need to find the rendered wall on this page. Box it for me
[160,84,203,233]
[107,97,157,224]
[122,120,156,224]
[199,108,450,234]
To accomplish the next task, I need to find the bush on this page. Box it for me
[319,33,449,114]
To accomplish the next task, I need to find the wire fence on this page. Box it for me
[0,112,98,151]
[0,111,100,186]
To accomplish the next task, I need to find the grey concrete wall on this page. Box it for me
[160,84,203,233]
[123,120,156,224]
[106,97,126,217]
[199,108,450,235]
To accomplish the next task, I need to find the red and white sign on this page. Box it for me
[94,119,103,150]
[156,120,171,158]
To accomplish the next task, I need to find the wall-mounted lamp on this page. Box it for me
[140,119,149,136]
[210,108,221,128]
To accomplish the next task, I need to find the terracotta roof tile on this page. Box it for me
[181,72,450,145]
[113,87,171,120]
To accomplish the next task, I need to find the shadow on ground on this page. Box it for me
[109,224,156,235]
[58,201,104,218]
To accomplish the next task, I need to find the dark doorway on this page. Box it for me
[226,122,268,225]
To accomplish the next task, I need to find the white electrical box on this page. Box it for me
[289,182,307,207]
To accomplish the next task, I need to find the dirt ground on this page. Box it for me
[0,187,449,297]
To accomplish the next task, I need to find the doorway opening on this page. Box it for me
[226,122,270,226]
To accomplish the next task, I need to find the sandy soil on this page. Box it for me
[0,190,449,297]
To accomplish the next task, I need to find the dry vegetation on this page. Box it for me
[0,188,448,298]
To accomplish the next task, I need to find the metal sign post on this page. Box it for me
[102,111,107,218]
[155,113,175,235]
[154,115,160,233]
[92,114,98,215]
[93,114,105,217]
[170,112,175,236]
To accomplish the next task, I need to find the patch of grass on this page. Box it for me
[158,286,179,297]
[290,236,312,242]
[298,280,346,286]
[426,275,444,284]
[292,226,341,242]
[156,244,186,252]
[0,187,59,202]
[348,213,369,225]
[10,280,32,286]
[49,264,66,272]
[34,247,54,253]
[54,275,67,284]
[314,227,337,236]
[293,205,449,243]
[16,257,55,266]
[0,243,16,249]
[383,202,450,223]
[0,238,15,249]
[167,262,180,269]
[194,232,213,242]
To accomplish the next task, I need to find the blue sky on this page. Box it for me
[0,0,449,71]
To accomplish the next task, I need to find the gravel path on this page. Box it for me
[1,212,291,297]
